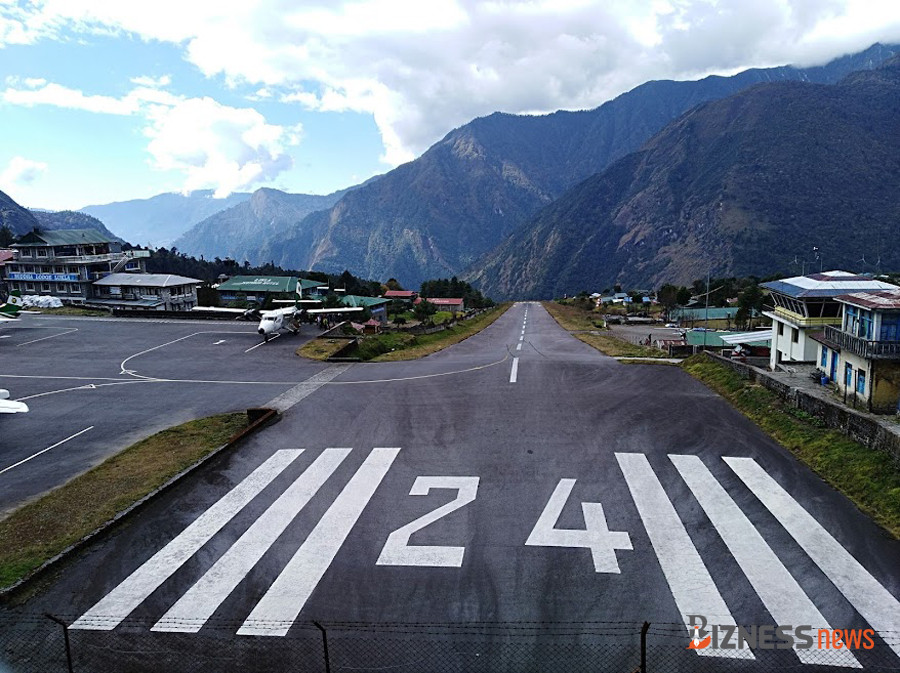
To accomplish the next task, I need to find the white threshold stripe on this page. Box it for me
[725,457,900,659]
[616,453,753,659]
[516,343,522,351]
[671,455,860,668]
[509,357,519,383]
[153,449,351,633]
[0,426,94,476]
[238,447,400,636]
[71,450,303,631]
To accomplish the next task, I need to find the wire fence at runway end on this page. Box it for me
[1,614,899,672]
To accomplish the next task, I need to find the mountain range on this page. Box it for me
[80,190,252,247]
[469,56,900,298]
[1,191,119,241]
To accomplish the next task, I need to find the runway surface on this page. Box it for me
[3,303,899,672]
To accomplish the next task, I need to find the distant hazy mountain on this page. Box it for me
[468,57,900,299]
[30,210,122,242]
[80,190,252,247]
[0,190,40,236]
[172,187,348,263]
[257,43,897,287]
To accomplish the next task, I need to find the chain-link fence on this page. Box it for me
[2,614,898,673]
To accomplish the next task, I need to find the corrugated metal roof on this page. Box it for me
[13,228,116,245]
[836,289,900,310]
[217,276,298,293]
[383,290,417,298]
[761,270,897,298]
[342,294,390,308]
[93,273,201,287]
[427,297,464,305]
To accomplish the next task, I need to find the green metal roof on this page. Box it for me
[217,276,298,293]
[298,278,321,291]
[671,306,749,320]
[14,228,116,246]
[342,294,390,308]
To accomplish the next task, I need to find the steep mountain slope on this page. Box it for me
[172,187,352,263]
[30,210,122,241]
[1,190,40,236]
[262,43,897,286]
[469,58,900,299]
[80,190,251,247]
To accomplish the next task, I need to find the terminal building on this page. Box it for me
[88,273,202,312]
[216,276,320,307]
[3,229,148,303]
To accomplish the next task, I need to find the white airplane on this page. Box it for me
[0,290,24,321]
[256,306,302,341]
[0,389,29,414]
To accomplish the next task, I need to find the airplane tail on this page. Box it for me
[0,289,23,317]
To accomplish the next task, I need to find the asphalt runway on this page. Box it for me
[4,304,900,672]
[0,314,329,515]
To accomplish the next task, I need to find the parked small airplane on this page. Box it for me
[0,389,29,414]
[0,290,24,321]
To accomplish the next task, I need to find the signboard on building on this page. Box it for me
[7,272,80,282]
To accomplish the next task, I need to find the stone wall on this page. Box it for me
[702,352,900,463]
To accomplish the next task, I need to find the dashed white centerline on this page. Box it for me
[516,343,522,351]
[213,339,226,345]
[509,357,519,383]
[0,426,94,476]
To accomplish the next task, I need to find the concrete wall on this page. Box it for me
[703,352,900,464]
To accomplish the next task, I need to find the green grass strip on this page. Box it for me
[681,354,900,539]
[0,412,248,590]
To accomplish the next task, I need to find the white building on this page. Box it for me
[90,273,201,311]
[761,271,897,371]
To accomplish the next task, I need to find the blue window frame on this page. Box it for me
[845,362,853,388]
[820,346,828,367]
[856,369,866,395]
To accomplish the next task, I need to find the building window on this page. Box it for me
[20,249,32,257]
[36,248,48,257]
[25,282,35,291]
[845,362,853,388]
[820,347,828,367]
[856,369,866,395]
[791,328,799,343]
[41,282,51,292]
[57,283,66,293]
[778,322,784,336]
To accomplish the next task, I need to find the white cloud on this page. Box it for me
[4,0,900,168]
[0,156,49,191]
[1,78,302,196]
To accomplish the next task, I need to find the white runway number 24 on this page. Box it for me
[377,476,480,568]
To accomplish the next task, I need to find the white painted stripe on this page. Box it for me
[263,365,350,412]
[615,453,753,659]
[238,447,400,636]
[70,450,303,631]
[509,357,519,383]
[244,332,281,352]
[213,339,226,345]
[516,342,522,351]
[671,455,860,667]
[0,426,93,476]
[153,449,351,633]
[16,328,78,346]
[725,457,900,659]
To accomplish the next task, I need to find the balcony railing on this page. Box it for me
[824,325,900,360]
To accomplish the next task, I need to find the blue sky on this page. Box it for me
[1,0,899,211]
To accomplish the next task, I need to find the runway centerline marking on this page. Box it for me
[509,357,519,383]
[238,447,400,637]
[0,426,94,476]
[516,343,522,351]
[213,339,226,345]
[71,450,304,631]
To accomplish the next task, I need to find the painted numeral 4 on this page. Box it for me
[526,479,632,572]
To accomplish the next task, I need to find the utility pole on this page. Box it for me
[703,269,710,349]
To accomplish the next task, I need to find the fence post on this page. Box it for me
[640,621,650,673]
[44,614,74,673]
[313,621,332,673]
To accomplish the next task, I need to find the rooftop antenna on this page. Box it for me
[813,246,822,273]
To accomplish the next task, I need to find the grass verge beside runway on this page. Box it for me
[0,413,248,590]
[682,354,900,539]
[542,301,670,359]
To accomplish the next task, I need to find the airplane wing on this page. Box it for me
[0,313,17,321]
[260,307,298,318]
[191,306,252,314]
[0,390,28,414]
[272,299,322,305]
[306,307,365,314]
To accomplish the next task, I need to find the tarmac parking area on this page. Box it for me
[0,314,328,515]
